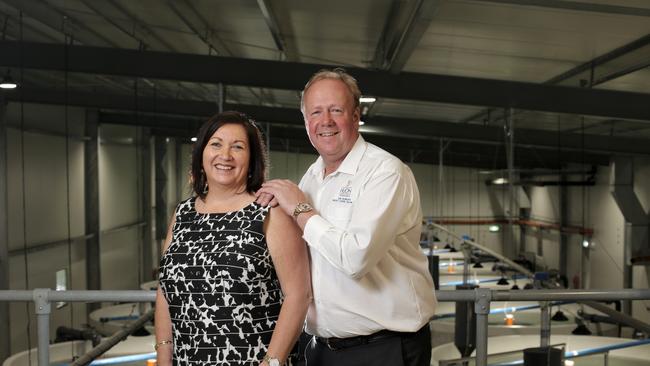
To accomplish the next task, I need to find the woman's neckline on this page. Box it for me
[192,195,257,215]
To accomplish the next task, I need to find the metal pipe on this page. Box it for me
[33,289,52,366]
[474,288,491,366]
[492,289,650,302]
[48,290,155,303]
[4,289,650,304]
[1,289,650,366]
[475,312,488,366]
[37,313,49,366]
[582,300,650,335]
[431,223,535,278]
[462,244,471,285]
[70,308,155,366]
[0,290,34,301]
[540,301,550,347]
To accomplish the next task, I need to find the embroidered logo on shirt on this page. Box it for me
[332,181,353,204]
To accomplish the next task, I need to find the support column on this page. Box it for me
[154,137,168,246]
[581,246,591,289]
[139,127,153,281]
[0,95,11,362]
[85,109,100,311]
[504,108,516,259]
[560,175,568,279]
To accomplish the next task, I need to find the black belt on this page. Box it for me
[315,327,423,351]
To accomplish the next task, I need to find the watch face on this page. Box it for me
[293,202,313,217]
[299,202,311,211]
[269,358,280,366]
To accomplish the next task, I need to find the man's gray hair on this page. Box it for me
[300,68,361,115]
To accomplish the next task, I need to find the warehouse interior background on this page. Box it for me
[1,0,650,361]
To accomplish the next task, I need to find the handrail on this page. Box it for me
[2,288,650,366]
[431,301,573,320]
[430,222,535,278]
[488,338,650,366]
[440,274,528,287]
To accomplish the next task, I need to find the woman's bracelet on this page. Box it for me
[154,340,173,351]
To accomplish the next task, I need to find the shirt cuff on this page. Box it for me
[302,214,330,248]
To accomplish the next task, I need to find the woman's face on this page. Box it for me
[202,123,250,192]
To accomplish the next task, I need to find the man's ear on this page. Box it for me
[354,107,361,128]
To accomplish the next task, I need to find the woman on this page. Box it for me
[155,111,311,365]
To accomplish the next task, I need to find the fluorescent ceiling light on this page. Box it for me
[492,177,508,185]
[191,137,198,142]
[359,120,365,126]
[488,225,500,232]
[0,72,17,89]
[359,96,376,103]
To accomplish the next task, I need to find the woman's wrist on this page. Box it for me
[154,339,173,351]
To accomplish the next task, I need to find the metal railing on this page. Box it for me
[2,288,650,366]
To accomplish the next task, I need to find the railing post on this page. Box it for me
[604,351,609,366]
[474,288,492,366]
[33,288,51,366]
[540,301,550,347]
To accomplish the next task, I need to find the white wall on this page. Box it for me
[98,124,141,290]
[5,103,88,353]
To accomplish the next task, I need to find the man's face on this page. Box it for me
[303,78,360,170]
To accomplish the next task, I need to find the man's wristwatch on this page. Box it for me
[292,202,313,218]
[263,354,281,366]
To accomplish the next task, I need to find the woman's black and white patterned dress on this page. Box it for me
[159,197,292,365]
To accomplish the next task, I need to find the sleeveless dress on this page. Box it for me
[159,197,292,365]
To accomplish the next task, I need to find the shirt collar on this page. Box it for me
[309,134,366,177]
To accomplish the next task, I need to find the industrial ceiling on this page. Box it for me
[1,0,649,169]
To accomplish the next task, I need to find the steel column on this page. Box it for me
[84,109,101,312]
[0,94,10,363]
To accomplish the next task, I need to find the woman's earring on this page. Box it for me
[203,181,209,194]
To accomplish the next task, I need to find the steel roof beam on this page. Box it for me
[256,0,299,61]
[475,0,650,17]
[1,0,117,46]
[6,87,648,157]
[371,0,438,73]
[2,41,650,120]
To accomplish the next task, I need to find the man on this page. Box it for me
[257,68,436,366]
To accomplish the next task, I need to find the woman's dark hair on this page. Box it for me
[191,111,268,198]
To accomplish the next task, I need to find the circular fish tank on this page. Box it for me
[431,334,650,366]
[3,335,155,366]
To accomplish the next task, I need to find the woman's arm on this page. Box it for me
[263,206,312,365]
[155,216,175,366]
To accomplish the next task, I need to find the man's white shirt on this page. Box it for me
[300,135,437,338]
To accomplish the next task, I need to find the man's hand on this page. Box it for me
[257,179,308,217]
[255,191,279,207]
